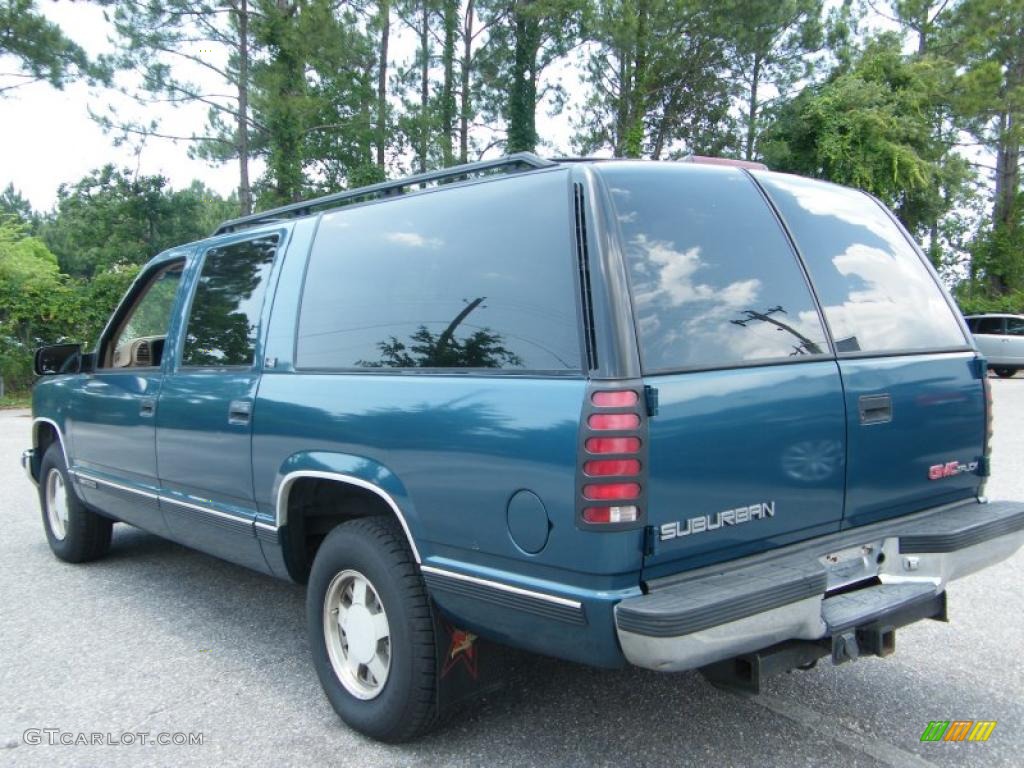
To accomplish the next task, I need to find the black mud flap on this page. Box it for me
[432,606,509,719]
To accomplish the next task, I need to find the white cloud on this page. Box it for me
[385,231,442,248]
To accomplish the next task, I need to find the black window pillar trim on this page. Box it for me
[570,164,642,381]
[743,169,839,360]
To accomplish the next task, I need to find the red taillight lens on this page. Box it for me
[592,390,639,407]
[583,459,641,476]
[585,437,641,454]
[588,413,640,430]
[583,482,641,500]
[583,505,639,524]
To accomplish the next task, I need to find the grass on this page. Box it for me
[0,391,31,409]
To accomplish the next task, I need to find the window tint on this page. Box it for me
[602,163,829,372]
[182,236,278,367]
[1005,318,1024,336]
[973,317,1005,335]
[296,171,580,371]
[755,172,966,354]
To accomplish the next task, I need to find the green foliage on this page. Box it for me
[0,0,107,93]
[574,0,734,158]
[41,166,227,277]
[760,33,967,237]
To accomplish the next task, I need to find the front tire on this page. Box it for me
[994,368,1016,378]
[38,443,112,563]
[307,517,437,742]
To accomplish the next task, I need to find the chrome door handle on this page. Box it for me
[140,398,156,417]
[228,400,252,425]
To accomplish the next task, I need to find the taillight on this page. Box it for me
[588,413,640,430]
[583,505,639,524]
[583,459,641,476]
[586,437,641,453]
[583,482,641,500]
[579,388,646,527]
[592,390,638,407]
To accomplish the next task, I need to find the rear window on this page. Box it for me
[603,164,830,372]
[754,172,966,354]
[295,170,580,371]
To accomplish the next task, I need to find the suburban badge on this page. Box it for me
[660,502,776,541]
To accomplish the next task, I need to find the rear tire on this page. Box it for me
[307,517,437,742]
[994,368,1016,378]
[38,443,112,563]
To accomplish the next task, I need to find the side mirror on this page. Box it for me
[34,344,83,376]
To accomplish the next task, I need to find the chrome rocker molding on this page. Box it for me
[275,470,422,563]
[617,514,1024,673]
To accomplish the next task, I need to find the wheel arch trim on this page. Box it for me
[32,417,70,470]
[275,470,422,563]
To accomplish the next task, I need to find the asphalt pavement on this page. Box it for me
[2,381,1023,767]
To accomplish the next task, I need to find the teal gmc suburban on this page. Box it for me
[23,154,1024,741]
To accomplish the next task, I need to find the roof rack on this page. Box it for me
[212,152,557,236]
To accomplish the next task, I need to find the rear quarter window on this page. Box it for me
[295,170,581,372]
[754,172,966,354]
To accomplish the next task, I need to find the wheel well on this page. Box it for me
[282,477,395,583]
[35,422,59,475]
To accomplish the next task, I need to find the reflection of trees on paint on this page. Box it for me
[182,237,277,366]
[731,305,823,355]
[357,296,522,369]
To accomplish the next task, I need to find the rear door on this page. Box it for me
[968,316,1009,362]
[598,164,847,576]
[156,233,281,570]
[755,172,985,528]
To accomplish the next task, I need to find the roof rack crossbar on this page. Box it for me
[212,152,556,236]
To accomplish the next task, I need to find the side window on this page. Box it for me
[181,236,278,367]
[295,171,580,371]
[975,317,1005,335]
[103,262,184,369]
[602,164,830,372]
[1005,318,1024,336]
[755,172,967,354]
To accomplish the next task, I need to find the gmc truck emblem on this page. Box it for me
[928,460,978,480]
[660,502,776,541]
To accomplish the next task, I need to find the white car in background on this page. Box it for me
[965,313,1024,378]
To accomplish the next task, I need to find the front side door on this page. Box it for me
[156,233,281,570]
[70,256,189,534]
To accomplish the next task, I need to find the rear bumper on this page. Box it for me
[615,499,1024,672]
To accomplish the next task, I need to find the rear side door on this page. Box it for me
[598,164,848,577]
[755,172,986,528]
[155,233,282,570]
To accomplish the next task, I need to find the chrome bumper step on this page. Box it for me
[616,498,1024,673]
